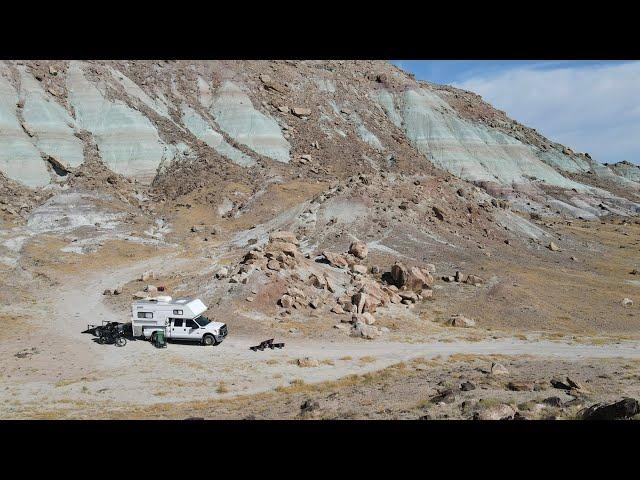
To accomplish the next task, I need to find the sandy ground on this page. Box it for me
[1,249,639,419]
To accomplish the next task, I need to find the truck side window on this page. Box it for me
[186,319,198,328]
[137,312,153,319]
[173,319,183,327]
[173,310,183,315]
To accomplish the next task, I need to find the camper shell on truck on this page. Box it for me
[131,296,227,346]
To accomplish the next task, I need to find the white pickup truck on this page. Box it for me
[131,296,227,346]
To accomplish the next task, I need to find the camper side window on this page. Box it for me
[173,310,183,315]
[172,319,183,327]
[137,312,153,319]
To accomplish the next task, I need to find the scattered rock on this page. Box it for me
[297,357,320,367]
[447,314,476,328]
[390,262,433,291]
[300,399,320,413]
[349,240,368,259]
[465,274,484,286]
[454,271,467,283]
[542,396,563,407]
[580,398,640,420]
[490,362,509,376]
[473,404,516,420]
[215,267,229,279]
[331,304,345,314]
[431,389,456,404]
[351,322,380,340]
[141,271,154,282]
[460,381,476,391]
[270,231,299,245]
[351,264,368,275]
[279,294,294,309]
[432,206,445,221]
[267,260,281,271]
[292,107,311,117]
[550,378,572,390]
[566,376,586,391]
[507,382,534,392]
[322,251,349,269]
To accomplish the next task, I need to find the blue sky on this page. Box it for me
[391,60,640,165]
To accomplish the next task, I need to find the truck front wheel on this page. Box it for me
[203,334,217,346]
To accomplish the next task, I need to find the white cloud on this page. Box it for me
[454,62,640,164]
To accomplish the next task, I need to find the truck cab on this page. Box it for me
[131,296,227,345]
[167,315,227,345]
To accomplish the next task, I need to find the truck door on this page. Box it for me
[169,318,188,339]
[185,318,202,341]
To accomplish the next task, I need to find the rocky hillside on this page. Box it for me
[1,60,638,224]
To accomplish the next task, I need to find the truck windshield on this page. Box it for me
[195,316,211,327]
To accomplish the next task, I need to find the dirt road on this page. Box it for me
[1,252,639,418]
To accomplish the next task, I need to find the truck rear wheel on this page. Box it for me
[203,334,216,346]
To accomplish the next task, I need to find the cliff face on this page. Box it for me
[0,59,638,220]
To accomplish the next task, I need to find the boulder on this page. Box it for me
[507,382,534,392]
[580,398,640,420]
[474,404,516,420]
[352,292,368,313]
[566,376,586,391]
[548,241,561,252]
[243,250,264,263]
[331,304,345,314]
[291,107,311,117]
[432,206,445,221]
[270,231,299,245]
[550,378,572,390]
[279,294,294,309]
[351,322,380,340]
[454,271,467,283]
[460,381,476,391]
[323,251,349,269]
[391,262,433,291]
[622,298,633,307]
[144,285,158,293]
[447,314,476,328]
[465,275,484,286]
[309,298,321,309]
[266,241,299,258]
[430,389,456,404]
[542,396,563,407]
[300,399,320,413]
[102,289,112,296]
[267,260,281,271]
[398,291,418,303]
[215,267,229,279]
[351,264,368,275]
[113,287,122,295]
[354,312,376,325]
[349,240,368,259]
